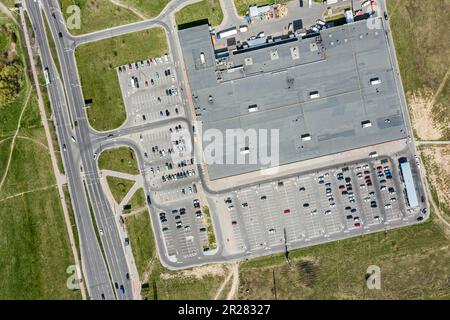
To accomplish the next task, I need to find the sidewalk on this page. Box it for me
[218,0,245,30]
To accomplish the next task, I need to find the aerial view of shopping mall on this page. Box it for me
[1,0,449,302]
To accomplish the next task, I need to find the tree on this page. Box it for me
[0,60,23,107]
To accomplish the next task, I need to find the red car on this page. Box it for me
[339,185,345,190]
[232,221,237,225]
[354,223,361,228]
[283,209,291,215]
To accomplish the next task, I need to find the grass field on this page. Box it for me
[124,209,153,279]
[0,13,80,299]
[106,176,135,204]
[0,188,81,299]
[175,0,223,27]
[233,0,288,16]
[0,31,8,52]
[63,185,81,257]
[239,215,450,299]
[98,147,140,174]
[59,0,171,35]
[125,210,225,299]
[1,0,17,8]
[387,0,450,140]
[59,0,139,35]
[121,0,170,18]
[123,187,146,213]
[75,28,168,131]
[202,206,217,250]
[419,145,450,220]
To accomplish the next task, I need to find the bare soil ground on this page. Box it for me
[160,264,226,280]
[408,89,444,140]
[421,145,450,215]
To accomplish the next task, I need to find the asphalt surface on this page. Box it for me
[24,0,132,299]
[23,1,116,300]
[24,0,207,298]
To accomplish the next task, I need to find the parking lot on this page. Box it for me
[116,54,184,127]
[154,195,211,261]
[129,121,198,190]
[217,157,421,255]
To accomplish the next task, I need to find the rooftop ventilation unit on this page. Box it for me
[248,104,258,113]
[301,133,311,141]
[240,146,250,155]
[370,77,381,85]
[200,52,205,64]
[309,91,320,99]
[361,120,372,128]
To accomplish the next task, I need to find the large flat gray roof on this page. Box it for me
[179,19,407,180]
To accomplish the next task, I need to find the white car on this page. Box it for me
[99,228,104,236]
[324,210,331,215]
[316,19,326,26]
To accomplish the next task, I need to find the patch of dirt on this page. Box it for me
[297,259,318,288]
[160,264,226,280]
[422,145,450,209]
[408,89,443,140]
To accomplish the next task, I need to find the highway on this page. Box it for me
[20,0,208,300]
[24,0,207,299]
[24,0,132,299]
[23,1,115,299]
